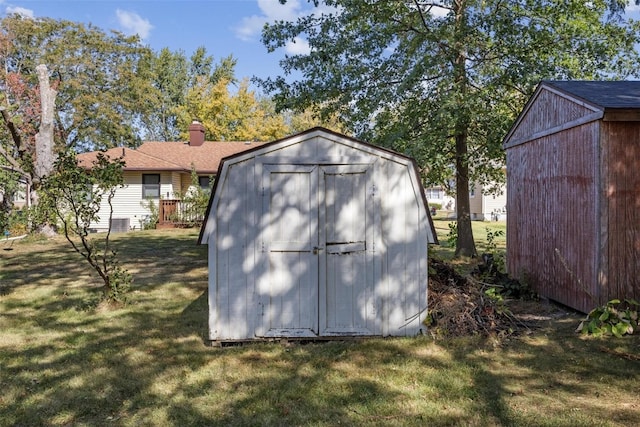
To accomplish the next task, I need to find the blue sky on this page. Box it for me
[2,1,640,86]
[0,0,325,83]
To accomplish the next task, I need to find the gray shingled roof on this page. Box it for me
[544,80,640,109]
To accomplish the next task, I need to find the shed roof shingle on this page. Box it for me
[545,80,640,109]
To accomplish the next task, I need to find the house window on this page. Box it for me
[198,176,211,190]
[426,187,444,200]
[142,174,160,199]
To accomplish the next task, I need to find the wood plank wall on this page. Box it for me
[510,89,596,143]
[507,122,600,313]
[600,122,640,305]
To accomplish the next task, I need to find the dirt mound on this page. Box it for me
[427,257,535,338]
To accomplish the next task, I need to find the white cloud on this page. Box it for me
[429,5,450,19]
[115,9,153,40]
[257,0,304,21]
[627,1,640,13]
[235,0,335,55]
[5,6,34,18]
[235,0,305,42]
[285,36,311,55]
[235,14,268,42]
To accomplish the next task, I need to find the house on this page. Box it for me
[425,180,507,220]
[503,80,640,313]
[469,179,507,221]
[198,127,438,342]
[0,178,28,209]
[77,121,262,231]
[424,185,456,211]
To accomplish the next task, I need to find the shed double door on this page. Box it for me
[258,164,376,337]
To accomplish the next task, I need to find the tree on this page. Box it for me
[0,14,155,231]
[285,106,346,135]
[0,14,155,152]
[177,77,289,141]
[259,0,640,257]
[141,47,189,142]
[40,150,132,303]
[141,46,238,141]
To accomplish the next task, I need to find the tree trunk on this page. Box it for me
[34,64,57,183]
[452,0,477,258]
[32,64,58,236]
[454,131,476,258]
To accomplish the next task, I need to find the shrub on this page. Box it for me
[578,299,639,338]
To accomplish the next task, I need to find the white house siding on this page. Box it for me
[469,182,507,221]
[425,186,455,211]
[167,172,182,198]
[89,171,182,231]
[482,190,507,221]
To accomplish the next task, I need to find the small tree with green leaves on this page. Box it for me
[40,150,132,303]
[171,167,211,226]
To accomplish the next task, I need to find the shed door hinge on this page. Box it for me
[370,184,378,198]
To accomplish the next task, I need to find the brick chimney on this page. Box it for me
[188,120,205,146]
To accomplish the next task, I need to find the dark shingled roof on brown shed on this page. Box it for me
[545,80,640,109]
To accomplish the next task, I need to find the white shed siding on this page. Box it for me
[379,159,429,336]
[209,160,255,340]
[200,128,434,341]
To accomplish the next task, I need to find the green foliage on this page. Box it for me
[578,299,640,338]
[104,263,132,304]
[446,222,458,248]
[141,46,238,141]
[259,0,640,257]
[170,168,211,226]
[484,227,505,254]
[0,207,27,236]
[483,226,506,274]
[1,14,155,151]
[139,198,159,230]
[40,149,132,302]
[475,227,534,300]
[176,77,289,142]
[483,286,511,316]
[429,202,442,210]
[6,208,27,235]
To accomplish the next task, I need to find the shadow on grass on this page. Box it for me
[2,229,640,426]
[444,322,640,426]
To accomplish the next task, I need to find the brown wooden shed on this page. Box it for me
[503,81,640,313]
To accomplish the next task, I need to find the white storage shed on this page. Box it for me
[198,128,438,342]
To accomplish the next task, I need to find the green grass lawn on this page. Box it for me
[1,228,639,426]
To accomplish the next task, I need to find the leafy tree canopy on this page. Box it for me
[0,14,155,152]
[260,0,640,256]
[141,46,238,142]
[176,77,290,141]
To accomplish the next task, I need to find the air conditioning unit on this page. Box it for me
[110,218,130,233]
